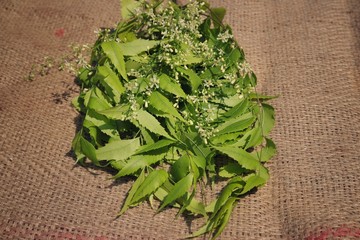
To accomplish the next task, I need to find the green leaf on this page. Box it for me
[244,126,263,149]
[96,138,140,161]
[222,99,249,118]
[158,172,194,212]
[98,104,130,120]
[232,126,263,149]
[114,153,166,178]
[240,173,267,195]
[191,154,206,171]
[80,137,100,166]
[118,31,137,43]
[212,181,242,218]
[182,132,212,160]
[118,168,145,216]
[97,64,125,103]
[125,59,142,72]
[85,87,112,111]
[121,0,141,20]
[85,110,120,139]
[227,48,241,65]
[71,96,81,112]
[140,127,156,145]
[131,169,168,204]
[261,103,275,136]
[210,132,240,145]
[189,158,200,181]
[149,91,185,121]
[118,39,159,56]
[171,155,190,183]
[214,146,261,171]
[210,198,236,240]
[181,54,203,65]
[159,74,187,98]
[249,93,278,101]
[189,197,236,239]
[135,109,175,140]
[71,131,85,163]
[215,115,255,136]
[110,159,126,170]
[186,197,207,216]
[177,67,202,92]
[216,112,253,132]
[223,94,243,107]
[177,43,203,65]
[218,163,247,178]
[210,7,226,28]
[135,139,175,154]
[101,41,128,81]
[252,138,276,162]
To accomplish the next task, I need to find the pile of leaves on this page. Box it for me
[71,0,276,239]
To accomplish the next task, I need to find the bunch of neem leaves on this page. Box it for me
[71,0,276,239]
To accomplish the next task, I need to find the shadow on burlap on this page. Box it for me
[0,0,359,239]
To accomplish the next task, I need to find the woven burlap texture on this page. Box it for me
[1,0,359,239]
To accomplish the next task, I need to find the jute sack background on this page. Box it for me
[0,0,359,239]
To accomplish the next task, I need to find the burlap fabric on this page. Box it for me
[1,0,359,239]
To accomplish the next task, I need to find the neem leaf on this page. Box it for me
[158,172,194,212]
[159,74,187,98]
[212,181,242,218]
[249,93,278,101]
[80,137,100,166]
[189,197,237,239]
[97,64,125,103]
[210,132,240,145]
[149,91,185,121]
[170,155,190,183]
[135,109,175,140]
[121,0,141,20]
[181,54,203,65]
[191,154,206,171]
[186,197,207,216]
[110,159,126,170]
[261,103,275,136]
[244,126,263,149]
[252,138,277,162]
[118,39,159,56]
[210,198,236,240]
[71,131,85,163]
[218,163,247,178]
[222,99,249,118]
[96,138,140,161]
[85,87,112,111]
[227,48,241,65]
[215,114,255,136]
[131,169,168,204]
[98,104,130,120]
[118,168,145,216]
[232,126,263,149]
[85,109,120,139]
[177,67,202,92]
[210,7,226,28]
[114,153,166,178]
[135,139,175,154]
[101,41,128,81]
[240,173,267,195]
[71,96,82,112]
[214,146,261,171]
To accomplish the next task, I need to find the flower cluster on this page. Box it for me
[107,0,254,142]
